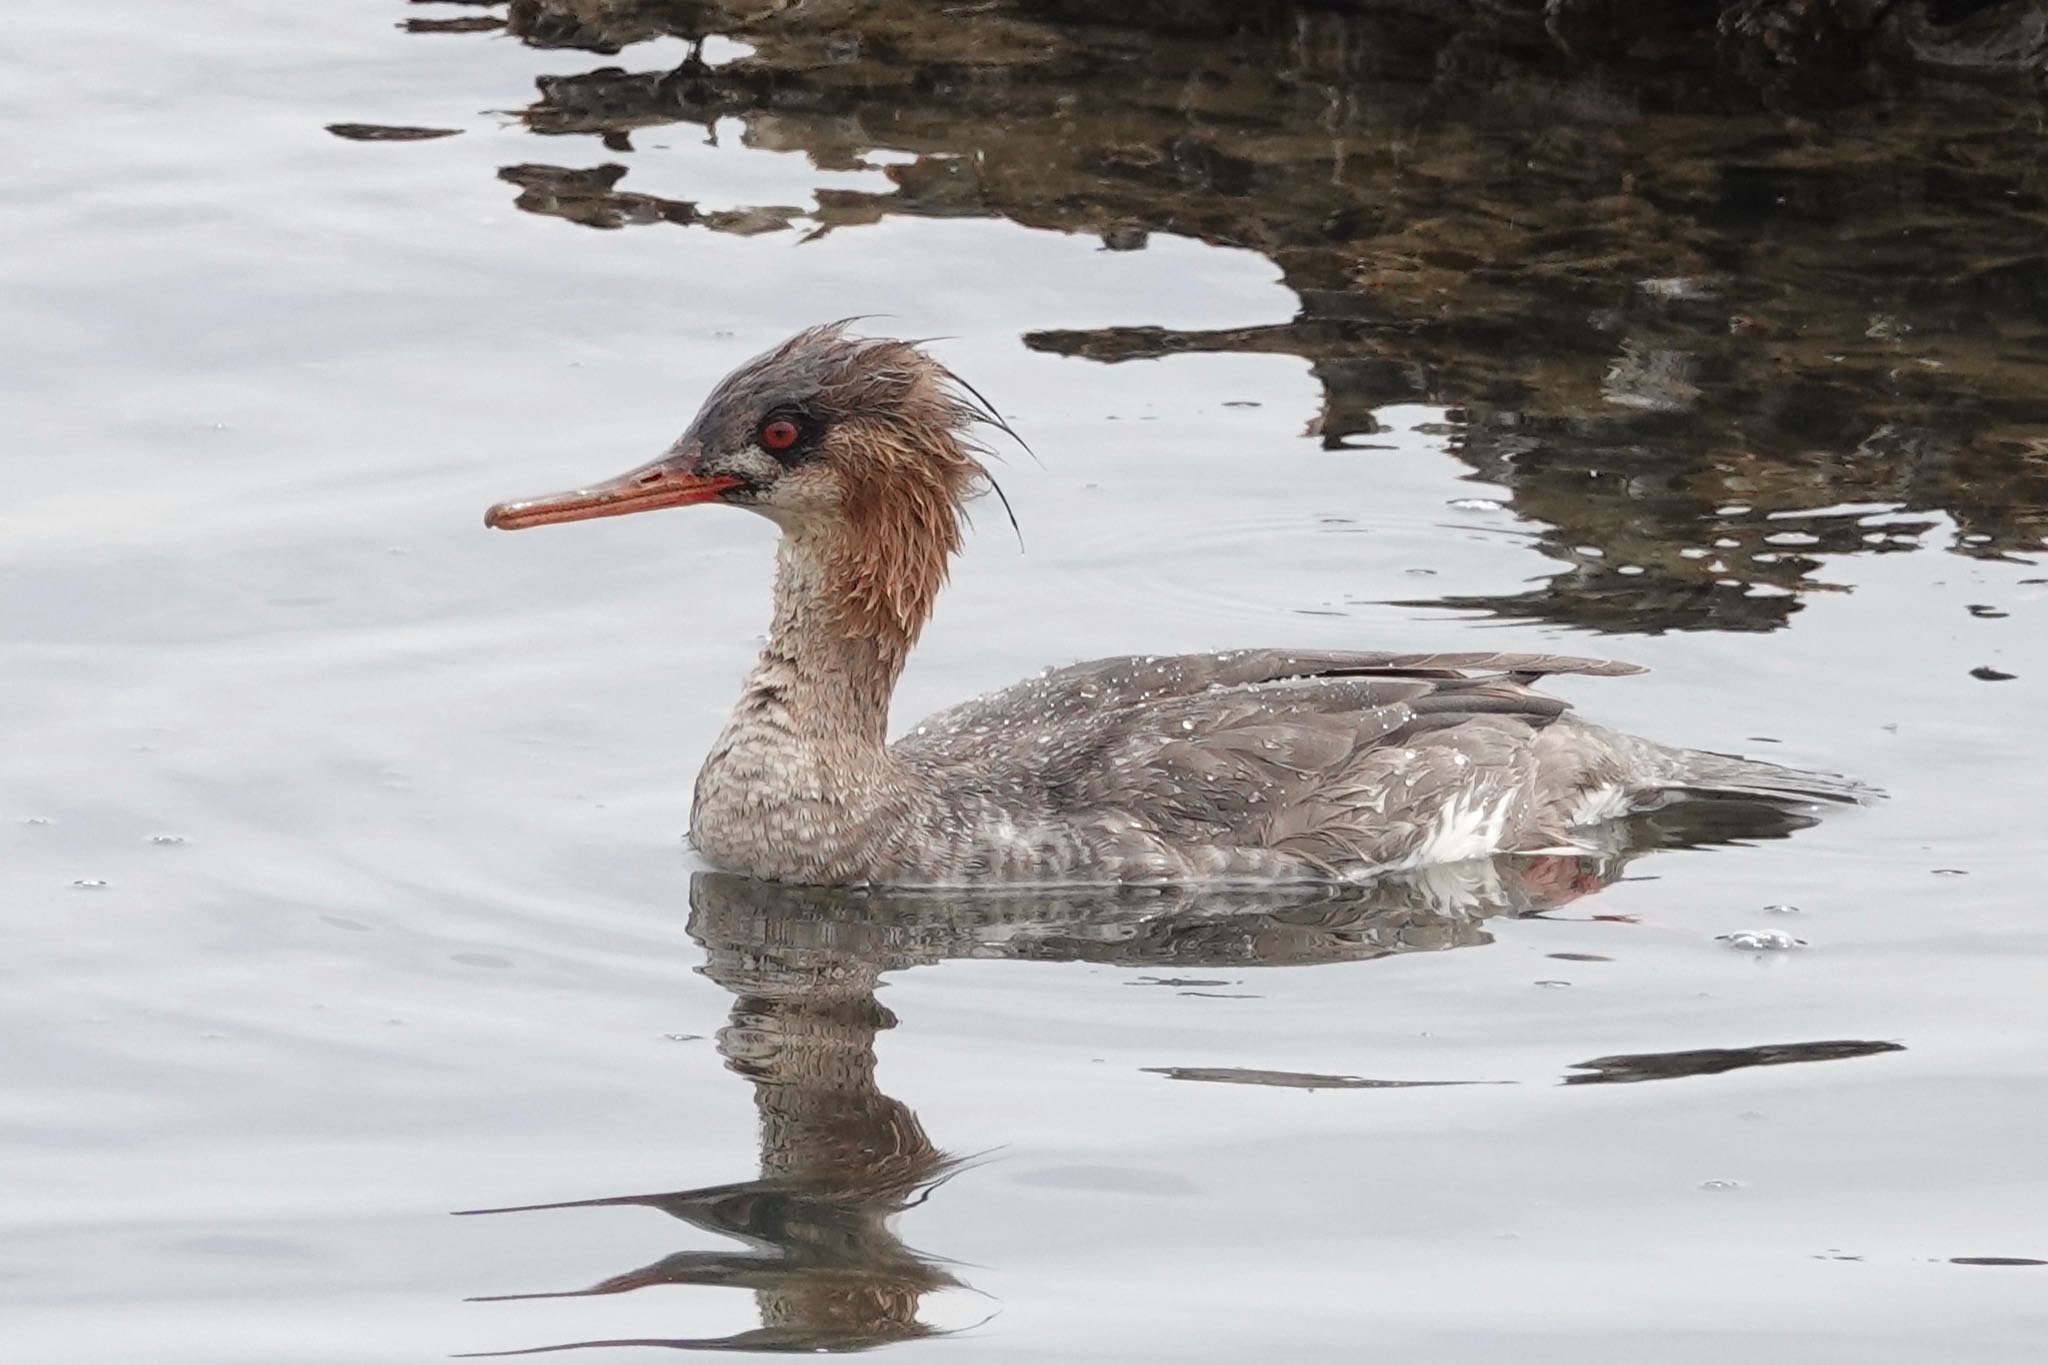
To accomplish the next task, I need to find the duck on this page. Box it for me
[485,323,1867,886]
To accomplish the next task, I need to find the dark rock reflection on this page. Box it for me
[356,0,2048,635]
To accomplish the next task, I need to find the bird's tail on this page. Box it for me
[1647,744,1879,806]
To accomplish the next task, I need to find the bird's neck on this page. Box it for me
[741,527,925,753]
[737,517,947,755]
[691,511,955,882]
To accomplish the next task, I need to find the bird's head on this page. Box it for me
[486,322,1013,639]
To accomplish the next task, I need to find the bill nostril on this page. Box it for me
[637,470,665,486]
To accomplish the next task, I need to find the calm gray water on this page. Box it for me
[5,3,2046,1362]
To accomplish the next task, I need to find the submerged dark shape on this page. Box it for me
[1562,1037,1907,1084]
[1146,1067,1499,1089]
[485,326,1871,886]
[324,122,462,141]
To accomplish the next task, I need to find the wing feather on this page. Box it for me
[893,647,1645,872]
[901,648,1637,755]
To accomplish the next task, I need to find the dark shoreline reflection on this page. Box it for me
[357,0,2048,637]
[452,798,1867,1355]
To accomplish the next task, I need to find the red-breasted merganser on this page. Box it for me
[485,324,1867,885]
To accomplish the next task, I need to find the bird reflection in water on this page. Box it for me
[455,803,1837,1355]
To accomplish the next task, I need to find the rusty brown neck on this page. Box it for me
[741,511,950,755]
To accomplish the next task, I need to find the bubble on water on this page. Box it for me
[1699,1179,1742,1191]
[1639,275,1716,301]
[23,816,53,826]
[1931,868,1969,876]
[147,834,186,846]
[1718,930,1804,951]
[72,878,108,890]
[1534,979,1572,988]
[1763,903,1801,914]
[661,1032,704,1042]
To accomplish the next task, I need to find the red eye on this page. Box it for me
[759,418,800,451]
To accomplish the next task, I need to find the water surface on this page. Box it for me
[5,3,2047,1361]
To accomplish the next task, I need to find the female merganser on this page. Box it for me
[486,324,1866,885]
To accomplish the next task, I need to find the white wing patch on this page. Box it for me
[1564,785,1635,828]
[1395,788,1517,870]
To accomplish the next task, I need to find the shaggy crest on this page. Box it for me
[723,323,1005,645]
